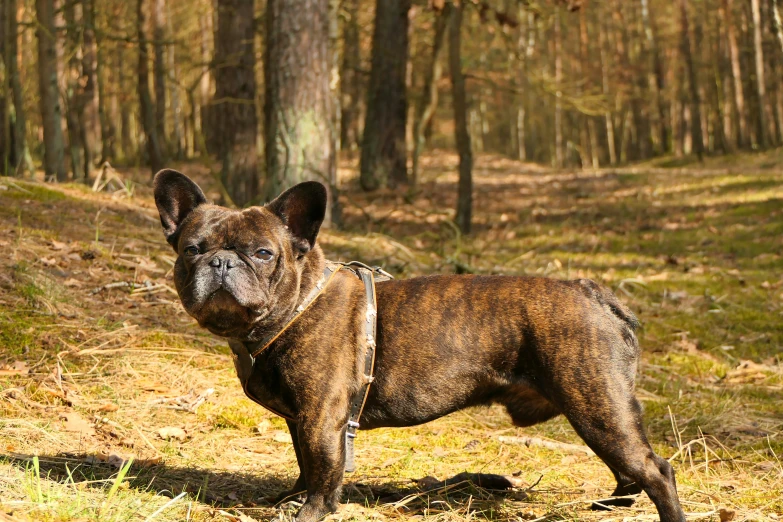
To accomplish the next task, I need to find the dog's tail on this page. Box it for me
[576,279,640,332]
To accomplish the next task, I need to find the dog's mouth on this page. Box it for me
[193,289,269,337]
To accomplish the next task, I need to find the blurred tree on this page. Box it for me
[1,0,33,176]
[411,7,448,185]
[360,0,411,191]
[215,0,258,207]
[36,0,67,181]
[448,0,472,235]
[137,0,164,176]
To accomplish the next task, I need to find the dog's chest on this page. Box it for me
[228,340,295,420]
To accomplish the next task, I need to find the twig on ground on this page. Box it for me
[90,281,132,294]
[498,435,595,456]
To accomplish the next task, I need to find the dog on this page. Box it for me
[153,169,685,522]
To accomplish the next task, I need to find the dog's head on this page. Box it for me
[153,169,326,340]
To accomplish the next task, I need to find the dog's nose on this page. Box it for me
[209,255,237,269]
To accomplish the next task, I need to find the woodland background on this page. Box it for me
[2,0,783,230]
[0,0,783,521]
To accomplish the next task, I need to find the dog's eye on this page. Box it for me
[184,246,200,256]
[255,249,274,261]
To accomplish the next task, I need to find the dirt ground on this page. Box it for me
[1,151,782,521]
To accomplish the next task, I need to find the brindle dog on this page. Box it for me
[153,169,686,522]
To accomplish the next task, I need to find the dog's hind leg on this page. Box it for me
[558,389,685,522]
[591,467,643,510]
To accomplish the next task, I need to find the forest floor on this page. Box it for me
[1,150,782,522]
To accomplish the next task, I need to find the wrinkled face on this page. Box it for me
[173,206,298,338]
[153,169,327,340]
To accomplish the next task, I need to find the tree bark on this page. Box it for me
[750,0,767,147]
[1,0,9,174]
[412,7,448,185]
[94,0,115,162]
[64,0,86,181]
[137,0,164,176]
[340,0,361,152]
[773,0,783,56]
[679,0,704,160]
[3,0,32,176]
[82,0,99,174]
[554,6,563,169]
[720,0,747,148]
[448,1,472,236]
[36,0,67,181]
[153,0,167,153]
[214,0,258,206]
[264,0,338,222]
[598,10,616,165]
[360,0,411,191]
[166,0,183,159]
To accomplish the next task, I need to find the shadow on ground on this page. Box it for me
[4,453,532,519]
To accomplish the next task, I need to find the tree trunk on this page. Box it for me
[92,0,115,163]
[166,0,183,159]
[773,0,783,56]
[679,0,704,160]
[1,0,9,174]
[554,6,563,169]
[36,0,67,181]
[598,12,616,165]
[137,0,164,176]
[153,0,166,153]
[640,0,667,155]
[118,32,134,161]
[721,0,747,148]
[340,0,360,152]
[82,0,99,175]
[448,1,472,236]
[360,0,411,191]
[412,7,448,185]
[750,0,767,147]
[3,0,32,176]
[264,0,338,221]
[214,0,258,206]
[64,0,85,181]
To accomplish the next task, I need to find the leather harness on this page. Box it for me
[227,261,392,473]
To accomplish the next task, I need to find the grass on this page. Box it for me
[1,152,782,521]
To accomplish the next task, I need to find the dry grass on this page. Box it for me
[1,151,782,521]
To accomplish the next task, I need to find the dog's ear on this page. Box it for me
[153,169,208,250]
[266,181,327,254]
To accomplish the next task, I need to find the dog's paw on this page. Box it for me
[590,496,636,511]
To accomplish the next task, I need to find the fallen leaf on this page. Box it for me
[40,257,58,267]
[158,426,188,441]
[138,379,171,393]
[719,508,736,522]
[0,360,29,376]
[61,411,96,437]
[272,431,292,443]
[107,453,132,469]
[64,278,83,288]
[256,419,272,433]
[49,240,69,251]
[97,403,119,413]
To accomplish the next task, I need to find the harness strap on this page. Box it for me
[344,266,378,473]
[249,265,342,359]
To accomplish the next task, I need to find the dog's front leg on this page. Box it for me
[293,418,345,522]
[274,420,308,504]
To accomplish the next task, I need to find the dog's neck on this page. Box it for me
[296,244,326,309]
[240,245,326,344]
